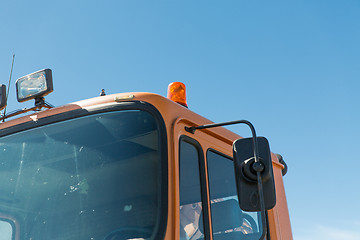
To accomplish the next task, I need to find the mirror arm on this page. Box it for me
[185,120,260,167]
[185,120,268,239]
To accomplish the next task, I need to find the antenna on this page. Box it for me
[3,54,15,117]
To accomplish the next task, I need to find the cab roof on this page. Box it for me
[0,92,240,143]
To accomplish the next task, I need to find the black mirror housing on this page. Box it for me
[233,137,276,212]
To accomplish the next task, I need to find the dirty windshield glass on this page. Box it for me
[0,110,162,240]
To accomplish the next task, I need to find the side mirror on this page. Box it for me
[233,137,276,212]
[0,84,7,111]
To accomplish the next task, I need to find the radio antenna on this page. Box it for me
[3,54,15,117]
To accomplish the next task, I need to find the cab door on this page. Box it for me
[175,119,265,240]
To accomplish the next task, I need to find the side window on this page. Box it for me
[179,140,205,240]
[207,150,263,240]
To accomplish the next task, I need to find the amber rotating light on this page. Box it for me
[167,82,187,107]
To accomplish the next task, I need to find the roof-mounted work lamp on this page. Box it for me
[16,69,53,103]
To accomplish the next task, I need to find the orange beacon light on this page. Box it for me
[167,82,188,107]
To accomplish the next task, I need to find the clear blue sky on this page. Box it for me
[1,1,360,239]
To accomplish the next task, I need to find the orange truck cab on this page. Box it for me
[0,69,292,240]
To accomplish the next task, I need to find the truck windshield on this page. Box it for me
[0,110,163,240]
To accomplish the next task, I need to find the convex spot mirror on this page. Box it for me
[233,137,276,212]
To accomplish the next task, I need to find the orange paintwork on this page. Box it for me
[0,92,293,239]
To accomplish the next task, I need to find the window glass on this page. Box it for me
[179,140,204,240]
[0,220,12,240]
[0,110,163,240]
[207,150,263,240]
